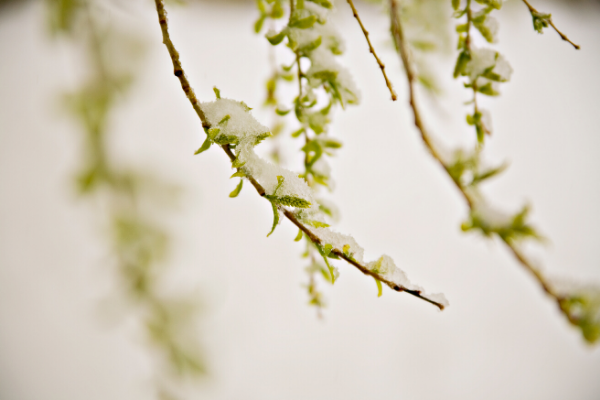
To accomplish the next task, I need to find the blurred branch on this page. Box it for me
[390,0,598,342]
[345,0,397,101]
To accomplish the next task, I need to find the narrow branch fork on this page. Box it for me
[153,0,445,310]
[346,0,397,101]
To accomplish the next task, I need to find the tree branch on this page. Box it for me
[345,0,397,101]
[153,0,446,310]
[521,0,580,50]
[390,0,570,318]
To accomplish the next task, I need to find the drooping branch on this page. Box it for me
[345,0,397,101]
[155,0,207,126]
[153,0,446,310]
[390,0,573,321]
[521,0,580,50]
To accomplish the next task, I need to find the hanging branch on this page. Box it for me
[521,0,580,50]
[345,0,397,101]
[389,0,581,329]
[153,0,446,310]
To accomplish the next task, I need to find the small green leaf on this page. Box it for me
[218,114,231,125]
[532,11,551,33]
[230,171,246,178]
[475,121,485,143]
[207,127,220,140]
[322,138,342,149]
[291,128,305,138]
[275,108,291,116]
[289,15,317,29]
[453,50,471,78]
[299,36,322,53]
[274,175,285,195]
[267,202,279,237]
[194,137,212,155]
[256,0,266,13]
[342,244,351,256]
[213,134,239,145]
[302,140,323,168]
[270,0,284,18]
[253,132,271,146]
[456,23,469,33]
[475,0,502,10]
[266,195,312,208]
[213,87,221,99]
[473,18,495,43]
[229,179,243,198]
[266,29,287,45]
[470,163,507,186]
[452,0,461,11]
[411,40,436,51]
[307,0,332,9]
[304,220,330,228]
[560,292,600,343]
[374,277,383,297]
[316,244,337,284]
[294,229,303,242]
[254,15,266,33]
[232,155,246,168]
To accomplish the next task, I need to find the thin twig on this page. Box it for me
[155,0,208,126]
[346,0,397,101]
[153,0,445,310]
[521,0,580,50]
[390,0,472,208]
[390,0,570,317]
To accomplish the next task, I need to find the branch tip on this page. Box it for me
[345,0,397,102]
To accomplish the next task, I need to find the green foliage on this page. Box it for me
[194,136,212,154]
[452,0,511,143]
[267,201,280,237]
[307,0,332,8]
[264,176,312,208]
[466,110,486,143]
[531,11,552,34]
[472,10,496,43]
[446,149,505,188]
[315,243,339,283]
[461,205,540,243]
[560,292,600,344]
[46,0,82,34]
[474,0,502,10]
[374,277,383,297]
[453,50,470,79]
[229,179,244,198]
